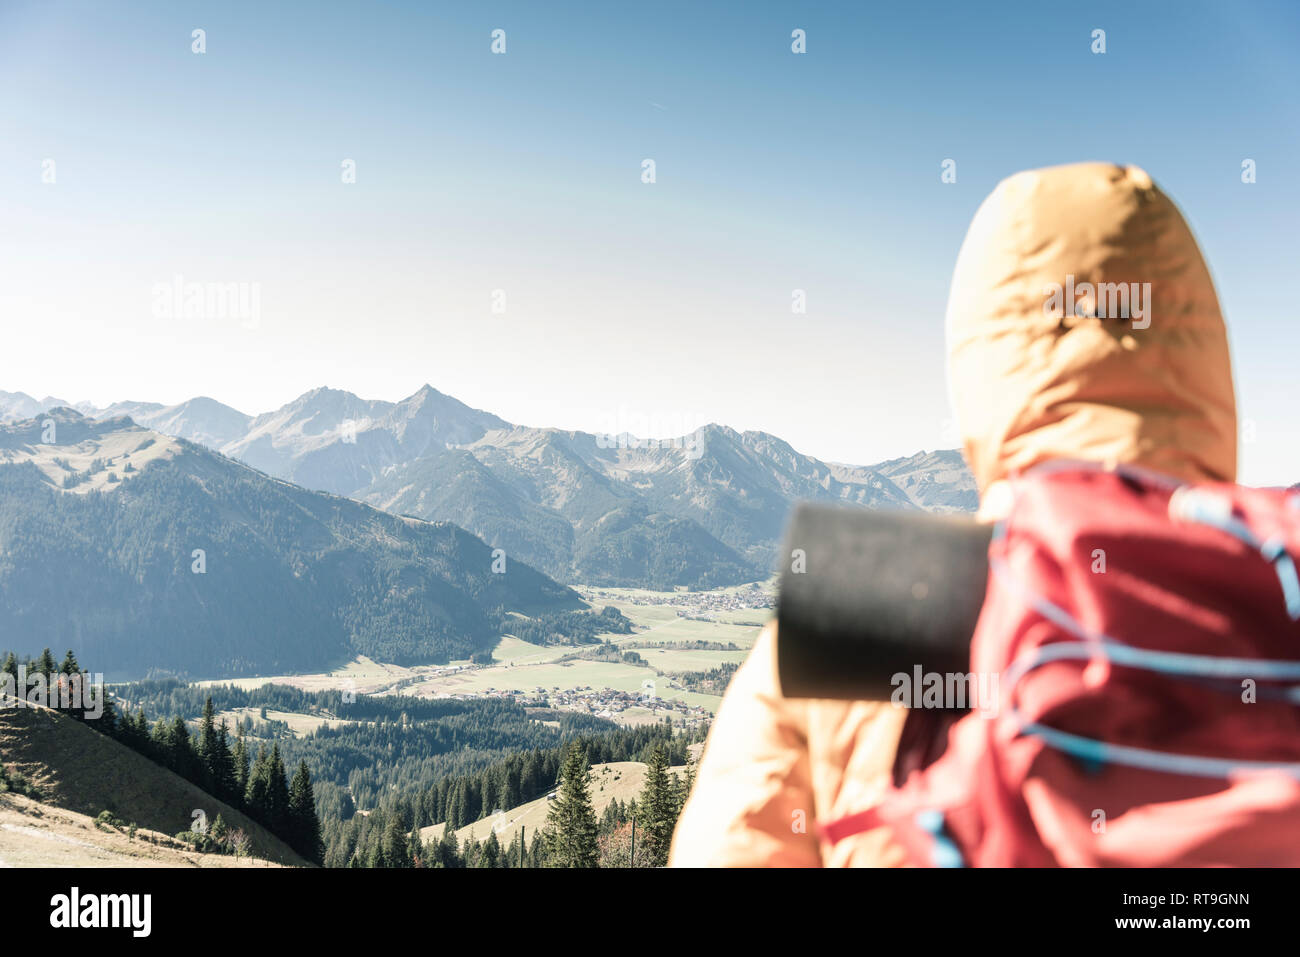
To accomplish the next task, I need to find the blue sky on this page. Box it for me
[0,0,1297,482]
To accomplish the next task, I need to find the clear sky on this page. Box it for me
[1,0,1296,482]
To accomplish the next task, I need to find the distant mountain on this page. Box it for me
[0,391,75,421]
[97,396,252,450]
[221,384,508,496]
[574,424,922,568]
[855,449,978,512]
[52,384,978,590]
[0,410,581,679]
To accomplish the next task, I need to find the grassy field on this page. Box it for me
[217,707,350,736]
[196,656,435,695]
[0,425,185,495]
[613,617,759,648]
[487,635,580,665]
[594,602,766,641]
[631,646,749,672]
[404,659,723,713]
[191,585,772,723]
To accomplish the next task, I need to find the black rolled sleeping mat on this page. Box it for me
[774,503,992,700]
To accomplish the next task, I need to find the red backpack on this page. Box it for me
[821,463,1300,866]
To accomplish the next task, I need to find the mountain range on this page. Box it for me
[0,386,977,590]
[0,409,580,679]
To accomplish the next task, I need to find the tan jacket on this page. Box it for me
[670,162,1238,867]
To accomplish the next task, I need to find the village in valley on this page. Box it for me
[403,582,775,727]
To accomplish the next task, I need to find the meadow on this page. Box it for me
[194,584,772,723]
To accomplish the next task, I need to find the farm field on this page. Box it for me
[188,584,772,725]
[404,658,723,714]
[194,656,427,695]
[609,615,761,648]
[217,707,350,736]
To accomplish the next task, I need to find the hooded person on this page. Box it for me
[668,161,1237,867]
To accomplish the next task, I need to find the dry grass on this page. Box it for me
[0,703,305,866]
[0,424,183,494]
[0,792,288,868]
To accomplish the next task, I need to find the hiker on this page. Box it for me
[669,162,1238,867]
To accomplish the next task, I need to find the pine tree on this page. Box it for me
[674,753,696,818]
[637,742,676,867]
[149,717,170,761]
[52,651,82,717]
[1,652,17,682]
[545,744,599,868]
[246,746,271,820]
[121,709,148,755]
[287,760,322,864]
[209,719,239,804]
[36,648,56,678]
[504,830,523,869]
[461,833,482,869]
[196,697,217,790]
[209,813,229,851]
[382,813,410,868]
[436,824,461,869]
[407,822,425,868]
[268,744,290,834]
[478,830,502,868]
[87,681,117,732]
[167,715,200,782]
[232,726,250,799]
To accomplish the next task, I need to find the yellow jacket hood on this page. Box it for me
[945,162,1237,493]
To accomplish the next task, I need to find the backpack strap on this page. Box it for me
[819,807,965,866]
[1005,640,1300,780]
[1169,486,1300,619]
[819,806,885,845]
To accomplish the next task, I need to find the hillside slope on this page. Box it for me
[0,704,304,866]
[0,792,287,867]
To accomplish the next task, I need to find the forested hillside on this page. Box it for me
[110,677,702,867]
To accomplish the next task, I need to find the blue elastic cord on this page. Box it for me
[989,553,1300,782]
[915,810,965,868]
[1019,721,1300,780]
[1172,490,1300,621]
[1262,537,1300,620]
